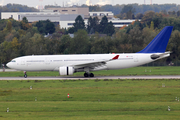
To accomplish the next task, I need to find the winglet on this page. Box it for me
[112,55,119,60]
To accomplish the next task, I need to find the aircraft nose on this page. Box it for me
[6,62,11,68]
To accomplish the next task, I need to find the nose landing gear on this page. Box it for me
[24,71,27,78]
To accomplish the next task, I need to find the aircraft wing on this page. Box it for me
[71,55,119,69]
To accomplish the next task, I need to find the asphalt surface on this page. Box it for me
[0,69,18,72]
[1,69,180,80]
[1,75,180,80]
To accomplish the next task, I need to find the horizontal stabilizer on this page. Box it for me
[151,51,171,60]
[138,26,173,53]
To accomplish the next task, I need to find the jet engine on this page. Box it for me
[59,66,74,75]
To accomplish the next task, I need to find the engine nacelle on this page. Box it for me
[59,66,74,76]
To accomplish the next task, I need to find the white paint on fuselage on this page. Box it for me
[6,53,169,72]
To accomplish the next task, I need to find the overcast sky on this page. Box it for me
[0,0,180,8]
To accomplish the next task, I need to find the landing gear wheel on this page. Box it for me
[24,74,27,78]
[84,73,89,77]
[89,73,94,77]
[24,71,27,78]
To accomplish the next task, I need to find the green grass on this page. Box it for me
[1,66,180,77]
[0,79,180,119]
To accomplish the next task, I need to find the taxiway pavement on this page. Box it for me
[1,75,180,80]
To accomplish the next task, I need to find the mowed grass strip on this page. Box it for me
[0,79,180,119]
[1,66,180,77]
[0,101,179,120]
[0,79,180,102]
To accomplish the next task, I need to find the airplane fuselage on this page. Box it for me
[7,53,169,72]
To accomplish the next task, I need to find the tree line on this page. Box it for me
[0,3,38,12]
[0,4,38,19]
[68,15,115,36]
[89,4,180,15]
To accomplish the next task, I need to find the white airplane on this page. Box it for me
[6,26,173,78]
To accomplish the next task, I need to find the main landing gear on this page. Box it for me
[84,73,94,77]
[24,71,27,78]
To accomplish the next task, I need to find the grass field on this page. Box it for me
[0,79,180,120]
[1,66,180,77]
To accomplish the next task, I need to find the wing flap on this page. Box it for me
[71,55,119,69]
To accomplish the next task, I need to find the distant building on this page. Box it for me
[1,12,61,23]
[89,11,114,20]
[46,7,114,20]
[1,12,84,29]
[46,7,89,19]
[60,14,84,29]
[110,19,136,28]
[1,7,137,29]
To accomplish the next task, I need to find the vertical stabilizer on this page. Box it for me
[137,26,173,53]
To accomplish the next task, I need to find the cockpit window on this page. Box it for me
[11,60,16,62]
